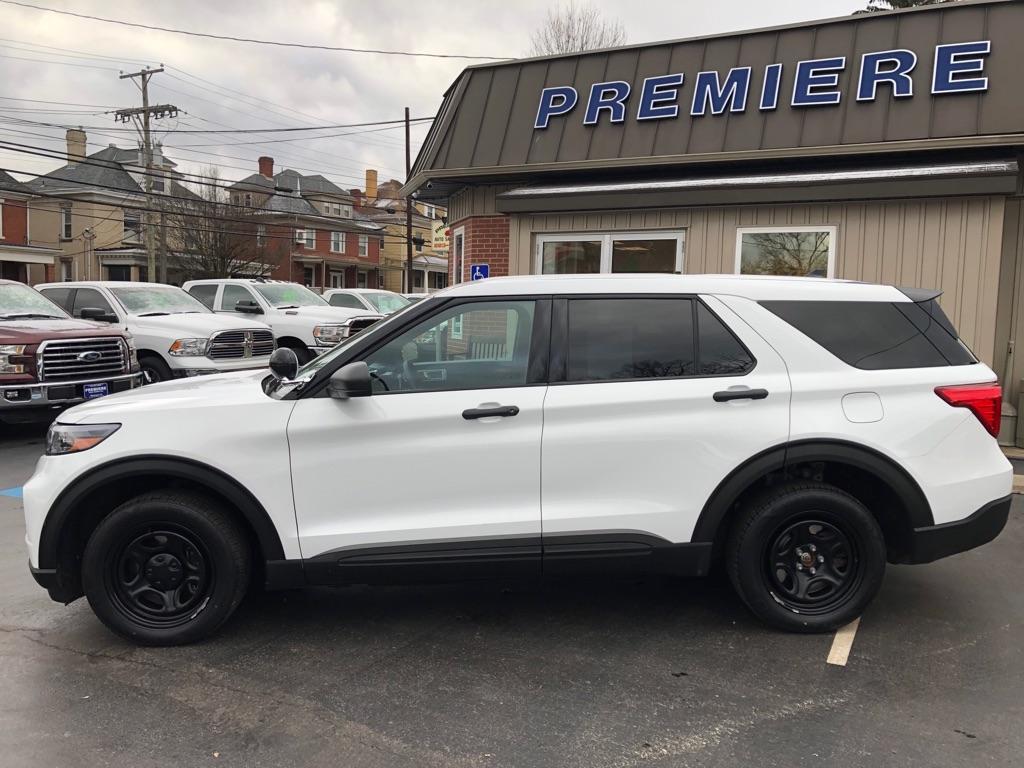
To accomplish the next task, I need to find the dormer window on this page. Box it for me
[151,175,165,193]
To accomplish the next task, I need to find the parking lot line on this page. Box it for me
[0,487,22,499]
[827,618,861,666]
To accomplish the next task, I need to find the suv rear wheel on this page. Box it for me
[81,491,251,646]
[727,482,886,633]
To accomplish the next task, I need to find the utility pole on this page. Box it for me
[404,106,414,294]
[115,67,177,283]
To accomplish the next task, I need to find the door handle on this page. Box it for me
[462,405,520,420]
[713,388,769,402]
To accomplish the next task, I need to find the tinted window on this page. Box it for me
[363,300,536,393]
[39,286,72,310]
[219,284,256,311]
[567,298,695,382]
[71,288,115,318]
[329,293,365,310]
[188,284,217,309]
[697,303,754,375]
[762,299,977,370]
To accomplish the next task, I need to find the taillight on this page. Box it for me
[935,382,1002,438]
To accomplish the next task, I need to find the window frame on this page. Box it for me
[60,206,73,240]
[295,229,315,248]
[534,231,686,275]
[331,231,345,253]
[452,226,465,283]
[734,225,837,279]
[0,198,4,239]
[217,283,258,312]
[358,234,368,257]
[548,294,756,386]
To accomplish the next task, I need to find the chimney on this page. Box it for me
[365,169,378,202]
[350,189,363,207]
[258,156,274,178]
[66,128,86,165]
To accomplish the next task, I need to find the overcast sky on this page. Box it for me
[0,0,865,191]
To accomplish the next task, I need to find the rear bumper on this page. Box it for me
[905,494,1012,564]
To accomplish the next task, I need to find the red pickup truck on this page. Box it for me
[0,279,142,424]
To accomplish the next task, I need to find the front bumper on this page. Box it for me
[0,372,143,414]
[905,494,1012,564]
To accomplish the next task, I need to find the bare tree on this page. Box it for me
[529,1,626,56]
[163,167,285,282]
[855,0,959,14]
[740,232,830,277]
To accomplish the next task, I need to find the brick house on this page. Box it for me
[0,170,60,284]
[229,157,384,290]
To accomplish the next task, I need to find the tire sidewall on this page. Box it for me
[732,487,886,633]
[82,497,247,646]
[140,356,172,384]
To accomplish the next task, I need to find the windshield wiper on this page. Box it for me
[137,311,171,317]
[0,312,65,320]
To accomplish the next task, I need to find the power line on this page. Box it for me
[0,112,432,134]
[0,95,117,109]
[0,0,508,60]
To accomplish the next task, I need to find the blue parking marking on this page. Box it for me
[0,486,23,499]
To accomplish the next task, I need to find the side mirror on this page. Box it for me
[235,299,263,314]
[269,347,298,380]
[328,361,372,400]
[80,307,118,323]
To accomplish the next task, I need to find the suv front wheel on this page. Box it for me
[727,482,886,633]
[82,491,251,645]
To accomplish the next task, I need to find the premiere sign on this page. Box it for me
[534,41,991,129]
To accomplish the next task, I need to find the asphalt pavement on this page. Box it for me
[1,423,1022,767]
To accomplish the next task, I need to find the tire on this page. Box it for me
[82,491,251,646]
[726,482,885,633]
[139,354,173,384]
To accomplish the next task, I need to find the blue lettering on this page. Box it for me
[637,73,684,120]
[690,67,752,116]
[534,86,578,129]
[791,57,846,107]
[932,40,991,94]
[760,63,783,111]
[857,49,916,101]
[583,81,631,125]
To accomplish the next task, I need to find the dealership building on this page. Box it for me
[404,0,1024,411]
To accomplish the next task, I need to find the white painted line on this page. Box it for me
[826,617,861,666]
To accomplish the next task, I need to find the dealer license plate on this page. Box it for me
[82,382,109,400]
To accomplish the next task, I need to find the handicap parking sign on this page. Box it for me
[470,264,489,281]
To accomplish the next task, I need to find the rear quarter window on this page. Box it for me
[761,299,977,370]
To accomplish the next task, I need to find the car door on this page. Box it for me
[540,294,791,573]
[216,283,262,319]
[69,287,124,328]
[287,296,550,582]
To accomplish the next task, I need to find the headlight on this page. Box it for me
[45,423,121,456]
[313,324,347,346]
[0,344,28,375]
[168,338,209,357]
[124,336,139,368]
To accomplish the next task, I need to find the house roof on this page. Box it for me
[26,143,192,201]
[0,170,31,195]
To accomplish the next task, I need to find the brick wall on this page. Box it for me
[449,215,510,284]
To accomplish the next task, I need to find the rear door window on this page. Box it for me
[761,299,977,369]
[39,286,72,311]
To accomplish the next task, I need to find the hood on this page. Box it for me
[128,312,270,338]
[0,317,121,345]
[57,369,271,424]
[281,305,381,323]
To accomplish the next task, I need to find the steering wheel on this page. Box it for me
[367,368,390,392]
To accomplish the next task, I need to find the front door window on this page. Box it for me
[363,300,537,394]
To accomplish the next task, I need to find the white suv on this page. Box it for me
[36,281,276,383]
[24,275,1012,645]
[323,288,412,315]
[183,278,381,363]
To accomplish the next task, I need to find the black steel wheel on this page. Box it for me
[82,491,250,645]
[727,482,885,633]
[139,354,173,384]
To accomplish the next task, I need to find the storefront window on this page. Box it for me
[538,232,683,275]
[736,227,835,278]
[541,240,602,274]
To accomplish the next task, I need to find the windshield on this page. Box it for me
[255,283,327,308]
[0,283,69,319]
[110,285,211,315]
[365,292,411,314]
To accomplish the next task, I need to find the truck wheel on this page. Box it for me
[726,482,885,633]
[139,354,173,384]
[81,491,251,646]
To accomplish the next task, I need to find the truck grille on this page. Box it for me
[347,317,380,336]
[39,337,127,381]
[207,329,275,360]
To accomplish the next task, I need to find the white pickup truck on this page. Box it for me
[36,281,278,383]
[183,278,381,364]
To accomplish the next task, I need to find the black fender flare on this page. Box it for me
[691,439,933,543]
[37,455,286,570]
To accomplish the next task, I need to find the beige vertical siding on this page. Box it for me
[502,196,1005,364]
